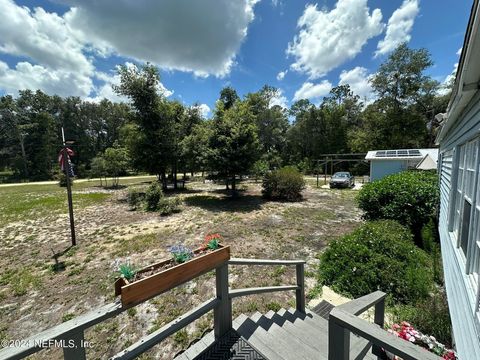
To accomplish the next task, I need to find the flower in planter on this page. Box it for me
[168,245,194,264]
[112,258,136,281]
[202,233,222,250]
[385,322,457,360]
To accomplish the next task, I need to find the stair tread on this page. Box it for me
[251,313,324,359]
[234,314,290,360]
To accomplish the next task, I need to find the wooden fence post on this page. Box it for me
[328,316,350,360]
[62,329,86,360]
[373,297,386,359]
[214,263,232,339]
[296,263,305,313]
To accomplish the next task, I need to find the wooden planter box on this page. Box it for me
[114,244,230,307]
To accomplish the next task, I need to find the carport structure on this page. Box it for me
[314,153,367,187]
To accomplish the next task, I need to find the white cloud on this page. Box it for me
[438,62,458,96]
[456,47,462,56]
[375,0,419,57]
[0,0,261,98]
[287,0,384,79]
[293,80,332,101]
[338,67,375,102]
[197,103,211,118]
[276,70,287,81]
[0,61,93,97]
[269,89,288,108]
[0,0,94,96]
[0,0,92,74]
[64,0,260,78]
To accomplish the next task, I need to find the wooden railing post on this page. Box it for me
[214,262,232,339]
[296,263,305,313]
[62,329,86,360]
[328,316,350,360]
[373,297,386,359]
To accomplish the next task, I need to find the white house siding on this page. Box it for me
[439,90,480,360]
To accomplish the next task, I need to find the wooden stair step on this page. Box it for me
[267,309,325,352]
[233,313,289,360]
[250,311,322,359]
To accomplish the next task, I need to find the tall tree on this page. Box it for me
[349,44,437,152]
[114,63,174,188]
[245,86,289,169]
[219,86,239,110]
[208,101,260,191]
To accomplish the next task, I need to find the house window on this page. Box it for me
[452,145,466,237]
[460,200,472,256]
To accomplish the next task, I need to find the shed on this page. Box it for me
[365,148,438,181]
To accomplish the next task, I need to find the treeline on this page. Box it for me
[0,44,450,184]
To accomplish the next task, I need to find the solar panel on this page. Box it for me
[373,149,423,158]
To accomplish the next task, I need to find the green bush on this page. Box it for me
[389,290,453,347]
[262,166,305,201]
[318,220,432,303]
[421,218,438,253]
[357,171,439,243]
[145,183,163,211]
[57,172,74,187]
[158,197,182,216]
[127,188,144,210]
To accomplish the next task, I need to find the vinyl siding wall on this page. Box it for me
[439,90,480,360]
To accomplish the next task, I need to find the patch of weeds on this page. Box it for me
[245,301,258,313]
[26,235,36,242]
[62,313,75,322]
[272,266,286,277]
[266,301,282,312]
[115,233,158,255]
[193,317,212,338]
[67,266,85,277]
[287,298,296,308]
[0,268,42,296]
[127,308,137,317]
[173,329,189,348]
[65,246,78,257]
[307,284,323,300]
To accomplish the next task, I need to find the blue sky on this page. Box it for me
[0,0,472,117]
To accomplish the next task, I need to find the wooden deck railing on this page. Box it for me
[0,258,305,360]
[328,291,442,360]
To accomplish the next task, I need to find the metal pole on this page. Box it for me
[324,160,327,184]
[62,128,76,246]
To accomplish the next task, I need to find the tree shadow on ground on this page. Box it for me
[184,194,264,213]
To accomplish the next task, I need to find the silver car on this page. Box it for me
[329,172,355,188]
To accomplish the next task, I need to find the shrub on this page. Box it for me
[318,220,432,303]
[158,196,182,216]
[127,188,144,210]
[421,218,438,253]
[357,171,439,242]
[389,290,453,347]
[57,172,74,187]
[145,183,163,211]
[262,166,305,201]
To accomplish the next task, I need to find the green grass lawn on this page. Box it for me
[0,176,155,226]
